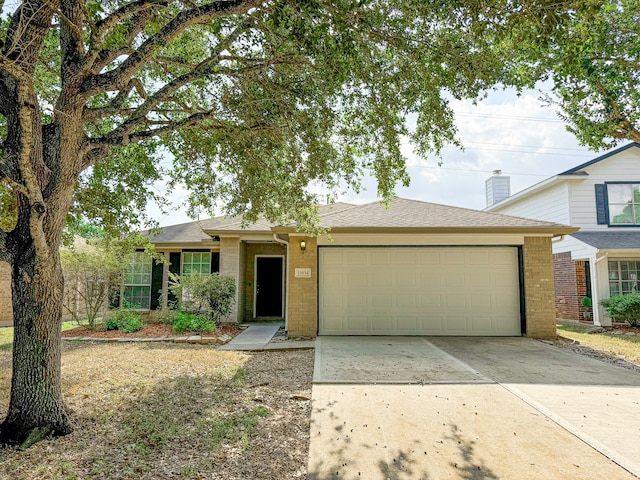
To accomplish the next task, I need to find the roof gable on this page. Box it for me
[487,142,640,211]
[559,142,640,175]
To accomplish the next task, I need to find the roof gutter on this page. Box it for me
[272,233,290,332]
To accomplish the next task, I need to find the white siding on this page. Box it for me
[552,235,597,259]
[569,148,640,230]
[490,182,571,224]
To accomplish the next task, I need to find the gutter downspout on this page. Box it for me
[552,235,565,243]
[273,233,289,332]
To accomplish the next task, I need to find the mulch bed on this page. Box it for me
[61,322,242,339]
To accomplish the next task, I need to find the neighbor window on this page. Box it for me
[123,252,153,309]
[607,183,640,225]
[608,260,640,295]
[182,251,211,276]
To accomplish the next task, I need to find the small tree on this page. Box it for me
[170,273,236,326]
[60,241,123,329]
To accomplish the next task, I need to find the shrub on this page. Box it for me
[169,273,236,325]
[601,293,640,327]
[106,309,144,333]
[171,312,215,334]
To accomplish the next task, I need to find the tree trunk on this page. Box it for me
[0,239,72,447]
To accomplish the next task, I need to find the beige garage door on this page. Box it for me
[318,246,521,336]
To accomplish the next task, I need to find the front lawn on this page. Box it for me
[557,323,640,366]
[0,342,313,479]
[0,322,77,351]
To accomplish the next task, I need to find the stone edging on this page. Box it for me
[62,334,234,345]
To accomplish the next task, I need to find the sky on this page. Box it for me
[149,85,604,227]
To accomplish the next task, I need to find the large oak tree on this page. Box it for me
[0,0,581,447]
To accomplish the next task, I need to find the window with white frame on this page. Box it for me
[607,183,640,225]
[182,251,211,276]
[608,260,640,295]
[123,252,152,309]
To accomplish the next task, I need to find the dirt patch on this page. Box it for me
[554,336,640,374]
[0,343,313,479]
[61,322,242,339]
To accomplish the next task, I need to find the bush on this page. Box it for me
[601,293,640,327]
[171,312,215,334]
[169,273,236,325]
[106,309,144,333]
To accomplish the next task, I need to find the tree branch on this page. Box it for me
[80,0,263,96]
[2,1,55,75]
[84,18,250,141]
[594,79,639,140]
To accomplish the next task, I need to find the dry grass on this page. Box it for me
[557,324,640,366]
[0,342,314,479]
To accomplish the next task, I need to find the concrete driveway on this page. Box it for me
[308,336,640,480]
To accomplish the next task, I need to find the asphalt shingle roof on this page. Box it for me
[148,197,570,244]
[571,231,640,250]
[315,197,569,229]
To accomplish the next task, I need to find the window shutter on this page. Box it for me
[168,252,181,308]
[595,184,609,225]
[169,252,181,275]
[211,252,220,273]
[150,259,163,310]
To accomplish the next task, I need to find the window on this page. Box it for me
[182,251,211,276]
[607,183,640,225]
[608,260,640,295]
[123,252,152,309]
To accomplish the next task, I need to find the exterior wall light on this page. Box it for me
[300,240,306,253]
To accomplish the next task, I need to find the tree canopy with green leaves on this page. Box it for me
[491,0,640,149]
[0,0,624,447]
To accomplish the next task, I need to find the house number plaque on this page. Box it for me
[295,268,312,278]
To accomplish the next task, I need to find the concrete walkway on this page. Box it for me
[308,336,640,480]
[218,323,281,351]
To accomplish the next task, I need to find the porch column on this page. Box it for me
[523,236,556,338]
[220,236,242,323]
[287,235,317,337]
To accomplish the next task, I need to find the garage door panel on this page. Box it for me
[391,250,416,264]
[396,316,419,332]
[371,251,391,265]
[468,250,491,265]
[396,294,418,311]
[420,294,442,308]
[371,271,392,288]
[470,293,492,309]
[444,271,466,288]
[347,270,368,289]
[346,250,368,265]
[419,250,441,265]
[346,316,368,332]
[319,247,521,336]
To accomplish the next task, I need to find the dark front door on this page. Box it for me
[255,256,283,317]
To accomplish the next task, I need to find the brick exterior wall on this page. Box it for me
[287,236,317,337]
[0,261,12,326]
[575,260,593,322]
[523,237,556,338]
[552,253,592,323]
[220,237,241,323]
[553,252,579,322]
[242,243,287,321]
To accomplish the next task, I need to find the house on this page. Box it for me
[485,142,640,326]
[137,197,574,338]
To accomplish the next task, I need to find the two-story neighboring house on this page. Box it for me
[485,142,640,327]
